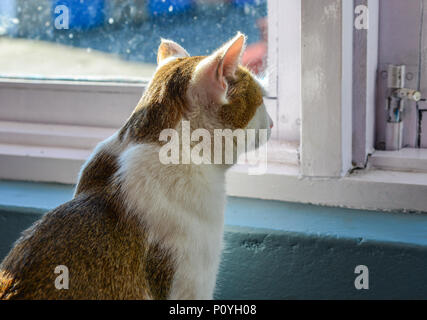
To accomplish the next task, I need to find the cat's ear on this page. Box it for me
[193,32,246,105]
[157,39,190,64]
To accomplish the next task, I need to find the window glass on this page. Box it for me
[0,0,267,80]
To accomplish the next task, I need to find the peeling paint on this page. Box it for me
[304,65,326,102]
[241,239,267,253]
[322,1,340,22]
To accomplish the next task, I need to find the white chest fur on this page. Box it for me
[116,143,226,299]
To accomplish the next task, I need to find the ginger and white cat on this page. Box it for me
[0,33,272,300]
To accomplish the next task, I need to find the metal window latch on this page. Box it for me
[385,64,423,151]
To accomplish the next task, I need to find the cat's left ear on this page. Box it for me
[157,39,190,64]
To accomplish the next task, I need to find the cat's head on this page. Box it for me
[123,33,273,163]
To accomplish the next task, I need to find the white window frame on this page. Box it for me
[232,0,427,214]
[1,0,427,213]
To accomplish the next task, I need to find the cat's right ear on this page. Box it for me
[157,39,190,64]
[192,32,246,105]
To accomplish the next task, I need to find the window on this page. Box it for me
[2,0,427,214]
[0,0,300,163]
[366,0,427,173]
[375,0,426,150]
[232,0,427,214]
[0,0,268,80]
[2,0,301,181]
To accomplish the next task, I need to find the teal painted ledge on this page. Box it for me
[1,180,427,299]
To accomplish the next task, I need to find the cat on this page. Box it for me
[0,32,273,300]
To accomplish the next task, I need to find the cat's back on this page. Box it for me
[0,193,174,300]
